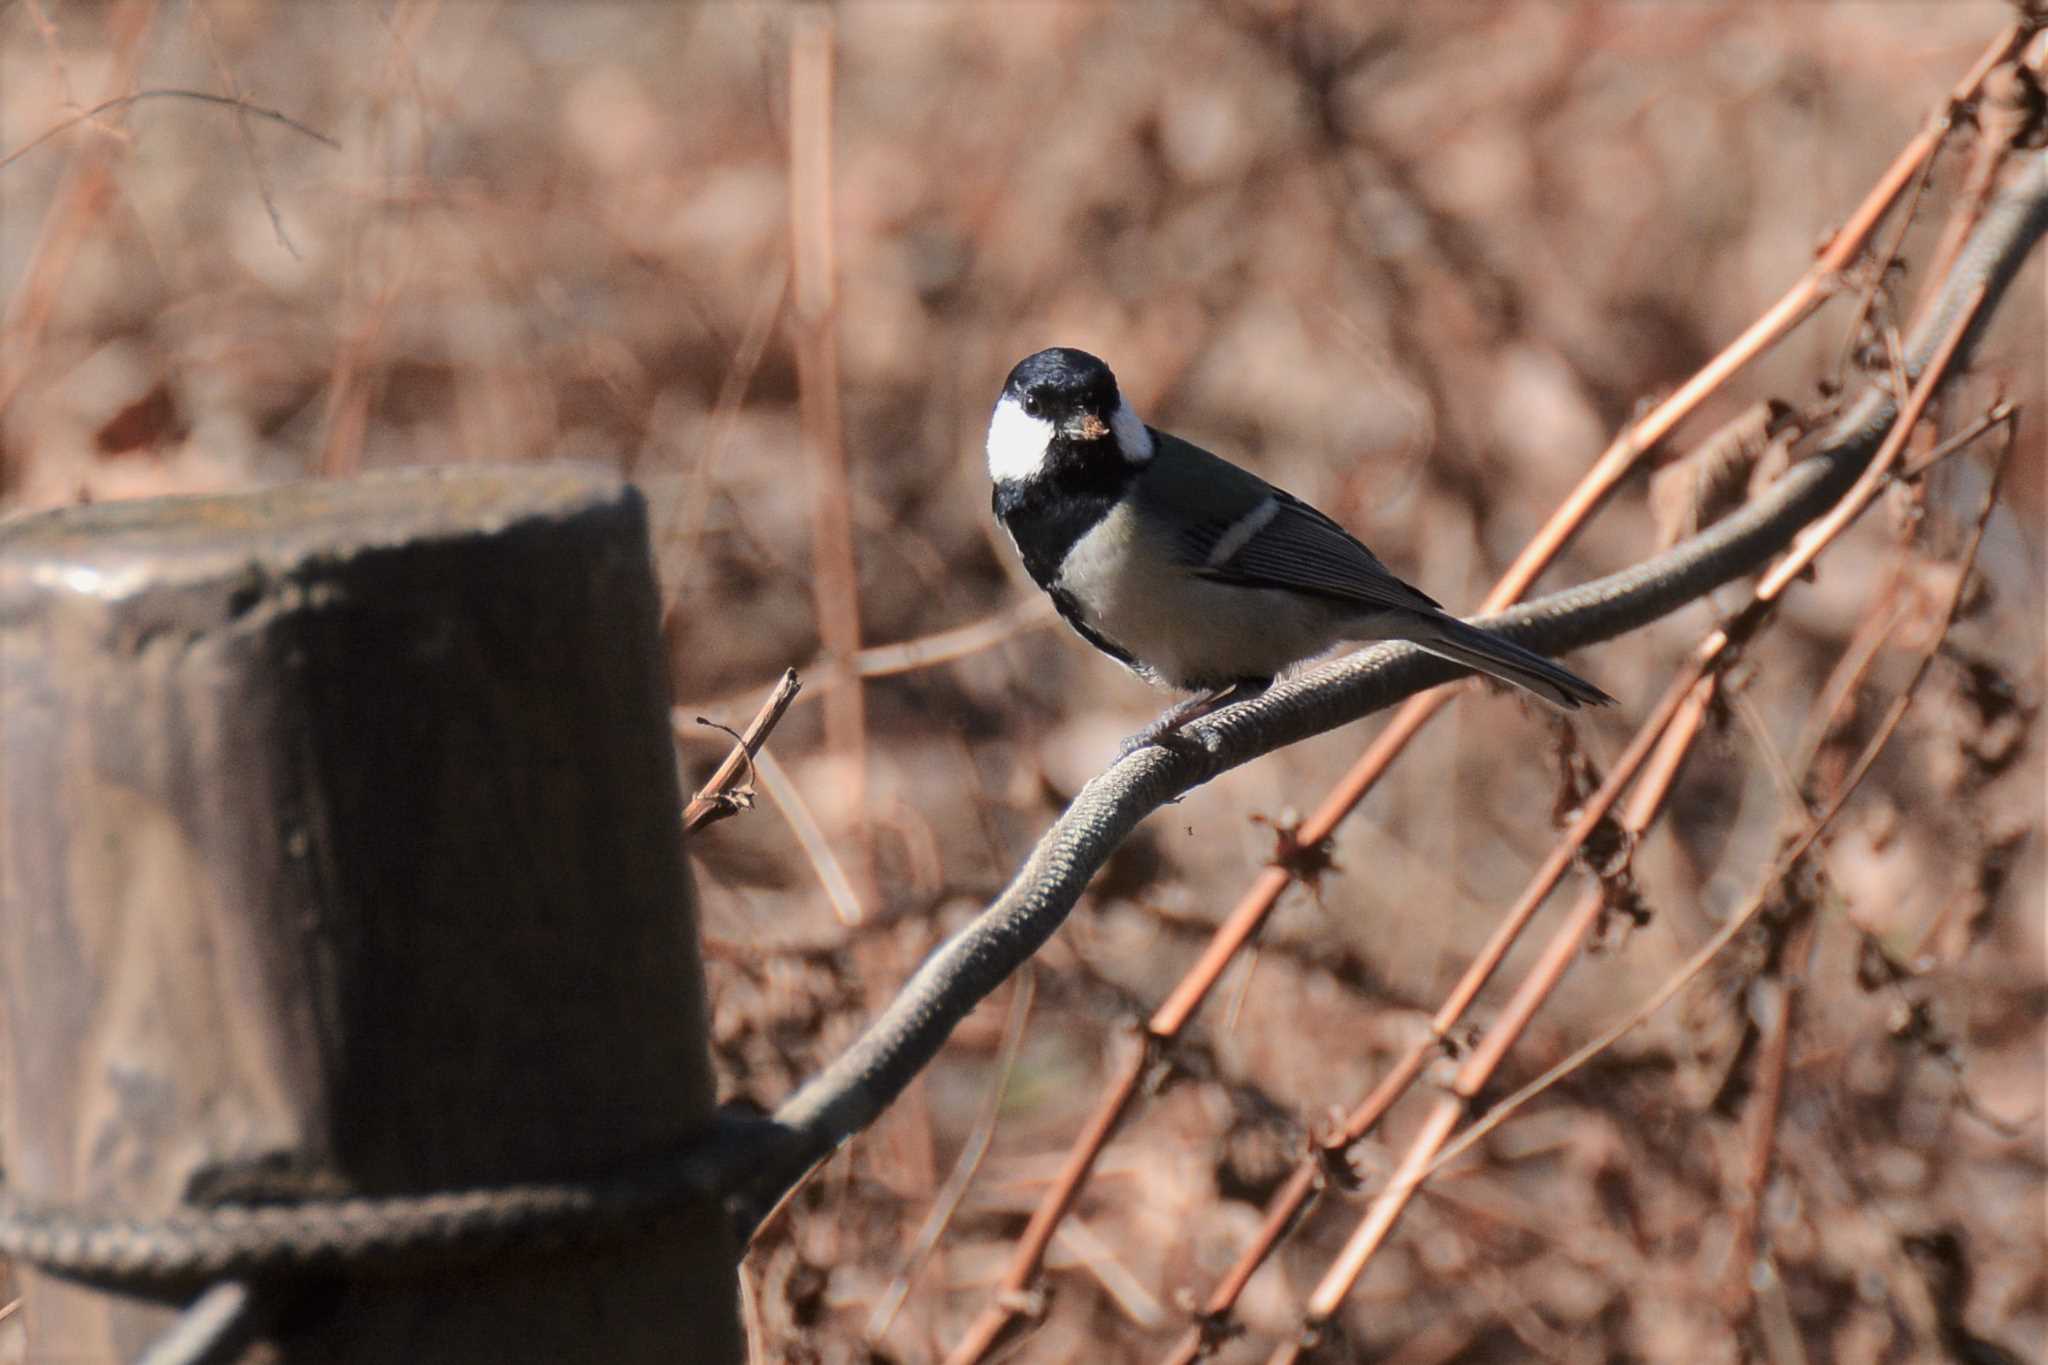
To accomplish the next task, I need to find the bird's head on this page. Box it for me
[987,347,1153,487]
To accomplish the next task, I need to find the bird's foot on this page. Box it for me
[1116,682,1265,759]
[1118,719,1207,760]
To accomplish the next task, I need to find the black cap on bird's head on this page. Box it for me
[1000,347,1121,436]
[988,347,1153,486]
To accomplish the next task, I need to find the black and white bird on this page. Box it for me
[986,347,1612,748]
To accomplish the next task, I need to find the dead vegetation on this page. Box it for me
[0,3,2041,1363]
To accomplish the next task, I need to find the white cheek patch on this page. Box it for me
[986,396,1057,484]
[1110,399,1154,462]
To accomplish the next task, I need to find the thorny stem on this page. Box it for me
[942,27,2038,1359]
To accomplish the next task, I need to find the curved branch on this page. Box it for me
[733,147,2048,1236]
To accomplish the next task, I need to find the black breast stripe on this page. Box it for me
[1047,585,1140,669]
[994,488,1143,673]
[991,481,1117,590]
[993,433,1147,674]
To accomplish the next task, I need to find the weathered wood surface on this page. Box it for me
[0,465,739,1362]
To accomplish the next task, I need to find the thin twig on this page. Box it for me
[1754,282,1985,601]
[1722,903,1818,1314]
[0,87,339,173]
[753,746,865,927]
[942,1039,1151,1364]
[1161,668,1718,1365]
[1825,102,1947,399]
[189,7,308,258]
[849,599,1059,679]
[315,6,433,478]
[1900,398,2013,480]
[867,970,1036,1343]
[1911,47,2041,323]
[133,1280,271,1365]
[1051,1216,1169,1330]
[737,142,2048,1361]
[1482,19,2018,618]
[660,264,789,616]
[21,0,79,114]
[789,7,872,906]
[1185,340,1997,1354]
[1435,542,1997,1186]
[941,39,2030,1357]
[686,600,1059,725]
[683,669,803,834]
[0,0,162,432]
[1274,275,1998,1358]
[1426,426,2011,1187]
[1789,573,1909,778]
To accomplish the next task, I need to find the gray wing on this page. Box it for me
[1203,489,1442,612]
[1142,433,1441,615]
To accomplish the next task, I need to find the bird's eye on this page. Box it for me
[1020,394,1043,418]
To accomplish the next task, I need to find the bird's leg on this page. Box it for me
[1118,680,1266,757]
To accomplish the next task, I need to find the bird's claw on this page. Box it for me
[1118,720,1211,760]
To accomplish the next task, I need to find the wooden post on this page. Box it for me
[0,465,741,1362]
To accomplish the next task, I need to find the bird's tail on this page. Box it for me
[1400,613,1614,710]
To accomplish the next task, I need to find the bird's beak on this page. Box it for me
[1067,414,1109,441]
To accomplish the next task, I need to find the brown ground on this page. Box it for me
[0,3,2041,1363]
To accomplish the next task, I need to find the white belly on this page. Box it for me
[1055,502,1347,689]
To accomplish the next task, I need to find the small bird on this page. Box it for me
[986,347,1612,749]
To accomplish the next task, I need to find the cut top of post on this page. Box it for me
[0,463,630,601]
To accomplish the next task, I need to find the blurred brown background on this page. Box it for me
[1,2,2041,1362]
